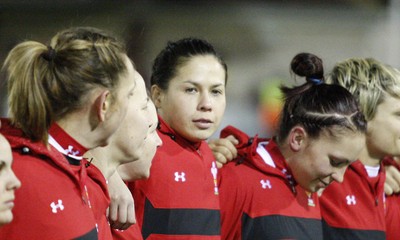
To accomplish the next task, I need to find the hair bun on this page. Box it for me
[291,53,324,83]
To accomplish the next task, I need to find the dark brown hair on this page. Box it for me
[276,53,367,143]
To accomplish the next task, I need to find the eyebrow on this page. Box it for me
[183,80,224,88]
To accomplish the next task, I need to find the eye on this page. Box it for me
[329,158,348,168]
[185,87,197,93]
[0,161,5,173]
[211,89,223,95]
[141,98,150,110]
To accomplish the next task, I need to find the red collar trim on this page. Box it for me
[157,116,202,150]
[48,123,88,158]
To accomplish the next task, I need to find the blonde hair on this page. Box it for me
[327,58,400,120]
[3,27,127,143]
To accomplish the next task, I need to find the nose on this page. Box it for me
[155,132,162,148]
[7,170,21,190]
[198,93,212,111]
[331,166,348,183]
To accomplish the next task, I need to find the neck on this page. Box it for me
[277,142,292,164]
[56,113,103,150]
[358,145,381,167]
[84,147,119,179]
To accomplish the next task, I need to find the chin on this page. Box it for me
[143,171,150,179]
[300,183,315,193]
[98,138,110,148]
[0,213,13,226]
[136,170,150,180]
[195,132,213,141]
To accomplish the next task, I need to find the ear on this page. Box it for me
[94,90,111,122]
[288,126,307,152]
[151,85,163,109]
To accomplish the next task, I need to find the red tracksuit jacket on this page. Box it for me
[0,119,99,239]
[319,160,386,240]
[123,117,221,240]
[111,212,143,240]
[218,126,322,240]
[86,164,112,240]
[382,157,399,240]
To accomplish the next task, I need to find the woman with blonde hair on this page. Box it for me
[320,57,400,240]
[0,26,135,239]
[0,133,21,227]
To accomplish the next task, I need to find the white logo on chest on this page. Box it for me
[260,179,272,189]
[346,195,356,205]
[174,172,186,182]
[50,199,65,213]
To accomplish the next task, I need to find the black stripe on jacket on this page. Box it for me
[73,227,98,240]
[142,198,221,239]
[322,220,386,240]
[242,213,323,240]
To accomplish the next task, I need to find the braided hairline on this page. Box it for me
[291,111,361,131]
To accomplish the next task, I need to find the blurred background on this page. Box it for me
[0,0,399,138]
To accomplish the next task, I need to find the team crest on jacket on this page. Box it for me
[306,191,316,207]
[66,145,80,156]
[211,162,219,195]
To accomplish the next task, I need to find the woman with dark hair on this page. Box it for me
[212,53,367,239]
[114,37,228,239]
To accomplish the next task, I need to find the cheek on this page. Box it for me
[214,97,226,111]
[215,105,226,119]
[132,126,148,147]
[116,93,129,113]
[302,151,325,176]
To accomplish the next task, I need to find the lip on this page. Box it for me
[193,118,213,129]
[317,178,330,188]
[3,199,15,209]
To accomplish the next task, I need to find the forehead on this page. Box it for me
[0,135,12,164]
[376,94,400,113]
[117,56,137,88]
[174,55,225,80]
[312,131,365,159]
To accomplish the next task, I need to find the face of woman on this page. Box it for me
[110,69,162,164]
[99,55,137,146]
[289,130,365,193]
[118,102,162,180]
[0,135,21,227]
[366,94,400,159]
[154,55,226,143]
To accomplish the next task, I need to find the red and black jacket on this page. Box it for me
[218,126,322,240]
[320,160,386,240]
[382,156,399,240]
[0,118,99,239]
[131,117,221,239]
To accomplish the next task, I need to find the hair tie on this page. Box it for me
[42,46,56,62]
[308,78,323,85]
